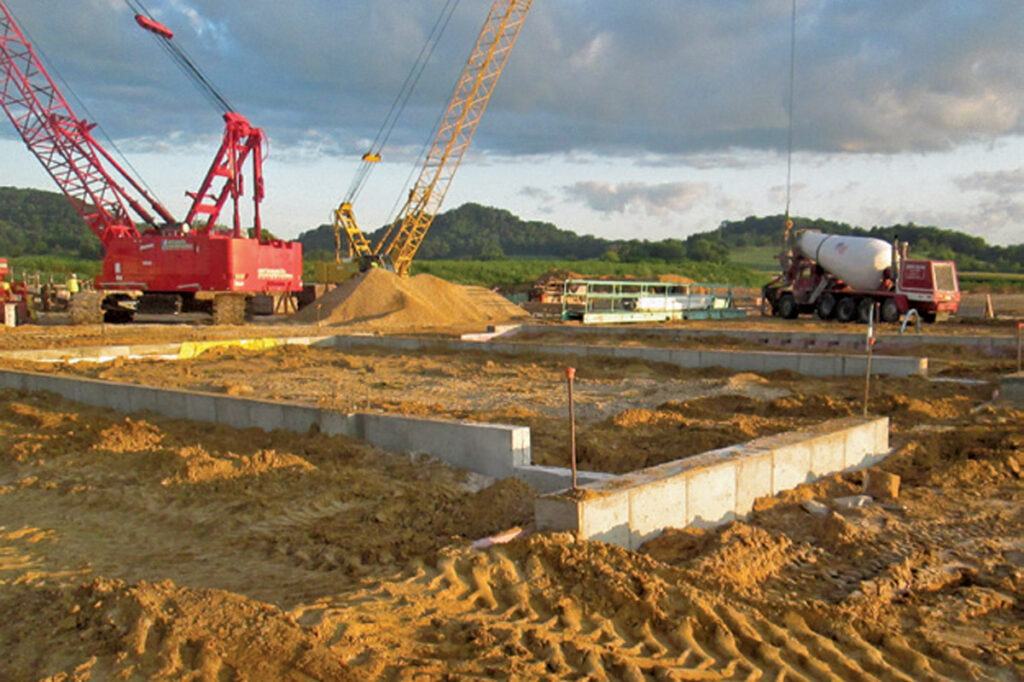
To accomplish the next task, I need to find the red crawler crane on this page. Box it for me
[0,2,302,324]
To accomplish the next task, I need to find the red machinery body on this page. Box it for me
[764,232,960,324]
[0,257,29,324]
[896,259,961,316]
[100,232,302,293]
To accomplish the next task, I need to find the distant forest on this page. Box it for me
[2,186,1022,273]
[299,203,1024,272]
[0,187,102,259]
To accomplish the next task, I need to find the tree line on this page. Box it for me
[1,187,1021,273]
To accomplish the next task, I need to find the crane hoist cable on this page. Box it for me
[782,0,797,245]
[343,0,462,206]
[125,0,235,115]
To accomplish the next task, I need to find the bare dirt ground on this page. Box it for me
[0,314,1022,679]
[9,341,1011,473]
[1,288,1021,353]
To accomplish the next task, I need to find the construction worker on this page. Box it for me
[66,273,80,295]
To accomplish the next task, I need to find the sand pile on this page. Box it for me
[656,273,696,284]
[292,269,527,331]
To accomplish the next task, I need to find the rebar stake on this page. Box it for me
[863,304,877,417]
[567,367,577,490]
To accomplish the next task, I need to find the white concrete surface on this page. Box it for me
[0,369,530,479]
[535,417,890,549]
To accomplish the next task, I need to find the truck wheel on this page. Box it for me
[880,298,900,323]
[816,293,837,320]
[857,297,876,323]
[777,293,799,319]
[835,297,856,323]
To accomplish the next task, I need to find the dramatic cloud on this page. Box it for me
[2,0,1020,157]
[956,167,1024,198]
[564,181,709,216]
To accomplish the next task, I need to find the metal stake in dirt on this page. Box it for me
[566,367,578,490]
[864,304,876,417]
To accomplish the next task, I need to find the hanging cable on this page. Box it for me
[344,0,462,205]
[126,0,235,114]
[783,0,797,243]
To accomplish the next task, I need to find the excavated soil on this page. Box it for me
[0,388,1020,679]
[290,268,528,331]
[0,321,1022,678]
[20,343,999,474]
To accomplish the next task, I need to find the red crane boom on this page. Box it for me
[0,1,176,241]
[0,1,302,324]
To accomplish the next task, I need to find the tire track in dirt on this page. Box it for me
[286,535,1013,680]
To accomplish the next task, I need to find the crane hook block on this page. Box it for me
[361,152,381,163]
[135,15,175,40]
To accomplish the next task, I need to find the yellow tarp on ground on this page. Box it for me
[177,338,280,360]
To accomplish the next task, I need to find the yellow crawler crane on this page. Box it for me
[334,0,532,276]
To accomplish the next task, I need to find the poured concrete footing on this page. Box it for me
[535,417,889,549]
[518,324,1019,357]
[321,335,927,377]
[1001,373,1024,404]
[0,369,530,479]
[0,333,926,377]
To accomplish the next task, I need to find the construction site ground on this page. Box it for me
[0,314,1021,679]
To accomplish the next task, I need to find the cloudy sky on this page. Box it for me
[1,0,1022,245]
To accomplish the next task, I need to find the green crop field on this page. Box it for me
[959,271,1024,292]
[727,245,779,273]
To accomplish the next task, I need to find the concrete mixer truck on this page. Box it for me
[762,229,960,323]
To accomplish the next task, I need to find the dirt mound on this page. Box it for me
[532,268,582,286]
[656,273,696,284]
[291,269,527,331]
[884,421,1024,487]
[641,522,795,590]
[0,578,356,681]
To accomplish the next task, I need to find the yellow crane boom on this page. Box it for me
[335,0,532,275]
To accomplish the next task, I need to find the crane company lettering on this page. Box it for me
[258,268,294,280]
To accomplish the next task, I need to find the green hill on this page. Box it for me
[2,187,1021,276]
[0,186,101,259]
[299,203,612,262]
[691,215,1024,274]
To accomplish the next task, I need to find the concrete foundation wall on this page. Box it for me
[1001,373,1024,404]
[321,335,926,377]
[0,369,529,479]
[535,416,889,549]
[518,324,1018,357]
[0,333,925,378]
[513,465,616,494]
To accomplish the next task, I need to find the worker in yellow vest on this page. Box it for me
[66,273,80,295]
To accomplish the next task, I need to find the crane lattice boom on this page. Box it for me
[336,0,532,276]
[0,1,175,241]
[378,0,532,275]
